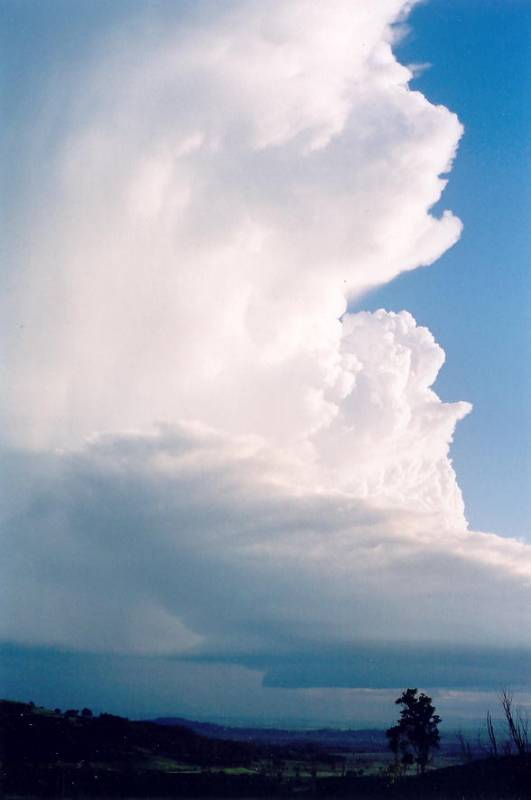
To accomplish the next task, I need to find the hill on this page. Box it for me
[2,698,530,798]
[151,715,389,750]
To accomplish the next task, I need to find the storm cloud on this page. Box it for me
[1,0,530,707]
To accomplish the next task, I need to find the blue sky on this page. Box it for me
[352,0,531,542]
[1,0,530,726]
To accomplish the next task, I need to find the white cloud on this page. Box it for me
[2,0,461,456]
[2,0,530,689]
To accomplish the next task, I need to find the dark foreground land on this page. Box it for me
[1,700,530,799]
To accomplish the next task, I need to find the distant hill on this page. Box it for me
[151,715,390,750]
[150,715,482,758]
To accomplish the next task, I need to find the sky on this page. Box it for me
[1,0,530,728]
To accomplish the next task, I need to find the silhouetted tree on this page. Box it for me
[386,688,441,774]
[81,708,93,719]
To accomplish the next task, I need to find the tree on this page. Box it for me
[386,688,441,774]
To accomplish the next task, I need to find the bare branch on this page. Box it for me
[486,710,498,758]
[501,689,528,756]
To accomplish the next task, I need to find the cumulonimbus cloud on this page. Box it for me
[1,0,530,689]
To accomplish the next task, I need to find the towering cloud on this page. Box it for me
[1,0,530,691]
[3,0,462,453]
